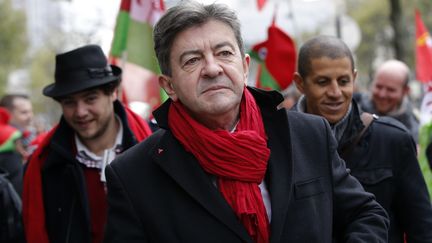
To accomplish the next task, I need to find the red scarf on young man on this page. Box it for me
[22,106,151,243]
[168,88,271,243]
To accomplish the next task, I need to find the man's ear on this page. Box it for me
[403,83,410,96]
[159,75,178,101]
[293,72,305,94]
[353,69,358,84]
[111,87,119,101]
[243,54,251,84]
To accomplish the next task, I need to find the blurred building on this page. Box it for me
[13,0,63,52]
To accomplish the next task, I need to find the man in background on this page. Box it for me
[358,60,419,142]
[293,35,432,243]
[0,94,34,158]
[0,107,24,195]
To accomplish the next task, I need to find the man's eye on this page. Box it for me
[86,96,97,103]
[339,79,350,85]
[219,50,233,57]
[317,79,327,85]
[184,57,199,66]
[61,100,74,106]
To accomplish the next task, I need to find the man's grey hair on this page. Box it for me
[153,0,245,76]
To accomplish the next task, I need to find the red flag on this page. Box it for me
[250,19,296,90]
[257,0,267,11]
[415,9,432,83]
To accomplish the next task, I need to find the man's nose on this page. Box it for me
[376,88,387,98]
[201,56,223,78]
[327,81,342,97]
[75,101,88,117]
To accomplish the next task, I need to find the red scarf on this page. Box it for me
[22,106,151,243]
[168,88,270,243]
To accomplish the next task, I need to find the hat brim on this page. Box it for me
[43,65,121,98]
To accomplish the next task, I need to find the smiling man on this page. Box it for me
[359,59,419,142]
[292,35,432,243]
[103,2,389,243]
[22,45,152,243]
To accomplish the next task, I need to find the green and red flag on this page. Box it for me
[110,0,166,113]
[250,16,296,91]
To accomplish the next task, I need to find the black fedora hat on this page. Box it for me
[43,44,122,98]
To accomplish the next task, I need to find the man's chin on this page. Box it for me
[376,107,390,114]
[76,131,96,141]
[323,114,344,125]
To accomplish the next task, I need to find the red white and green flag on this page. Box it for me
[250,17,296,91]
[110,0,166,113]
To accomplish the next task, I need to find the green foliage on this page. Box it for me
[0,0,28,95]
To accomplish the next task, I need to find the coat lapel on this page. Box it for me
[153,132,253,243]
[43,124,92,235]
[262,108,294,243]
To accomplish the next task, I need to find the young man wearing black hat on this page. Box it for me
[22,44,152,243]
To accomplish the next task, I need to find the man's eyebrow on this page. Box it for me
[178,42,237,63]
[179,49,201,64]
[338,74,352,79]
[214,41,236,51]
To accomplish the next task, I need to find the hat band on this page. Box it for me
[55,66,114,83]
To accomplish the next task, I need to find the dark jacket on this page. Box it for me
[104,87,389,243]
[340,102,432,243]
[40,101,141,243]
[0,151,23,196]
[294,98,432,243]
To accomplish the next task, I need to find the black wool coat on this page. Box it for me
[340,102,432,243]
[104,87,389,243]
